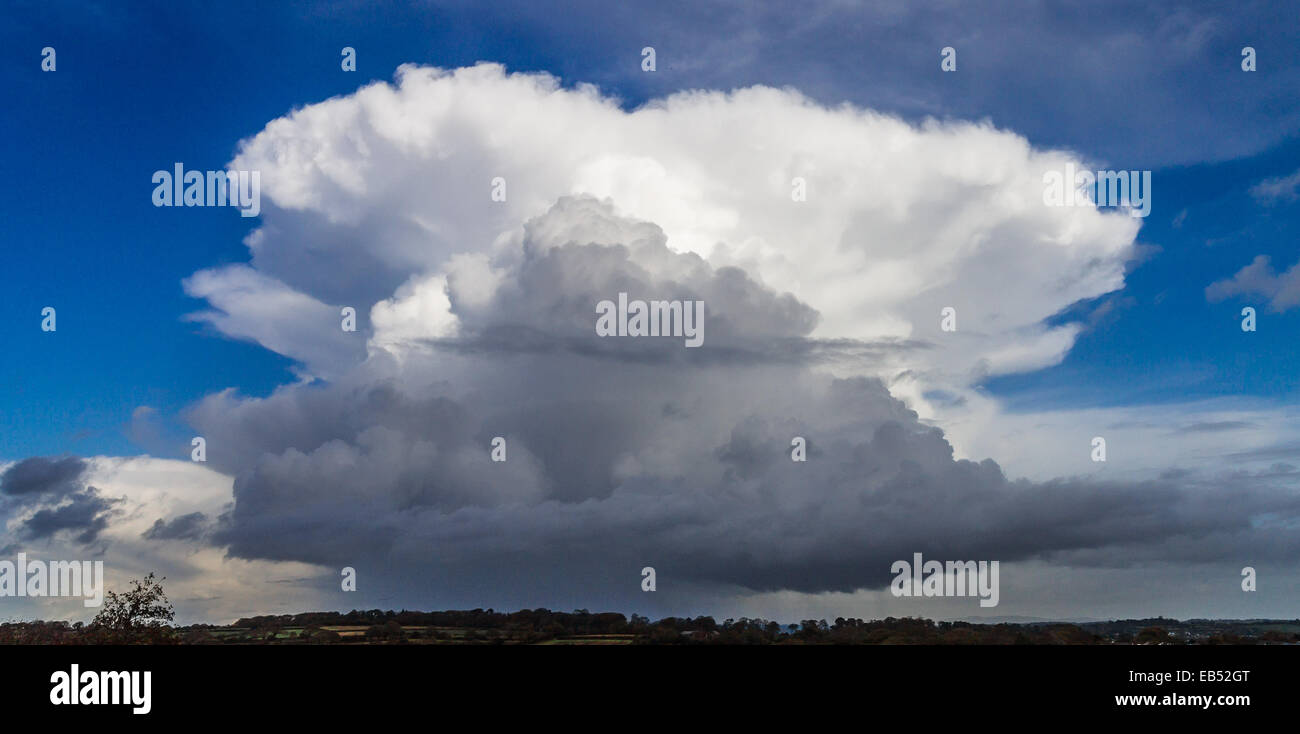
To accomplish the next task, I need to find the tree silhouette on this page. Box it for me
[89,573,175,642]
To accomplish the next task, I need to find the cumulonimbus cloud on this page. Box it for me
[144,58,1300,612]
[2,62,1279,617]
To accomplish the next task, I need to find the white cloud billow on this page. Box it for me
[203,63,1140,404]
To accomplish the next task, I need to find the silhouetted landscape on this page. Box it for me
[7,608,1298,645]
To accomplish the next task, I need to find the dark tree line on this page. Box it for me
[5,575,1296,644]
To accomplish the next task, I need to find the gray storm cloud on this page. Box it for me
[175,196,1300,611]
[1,456,120,549]
[1,455,87,497]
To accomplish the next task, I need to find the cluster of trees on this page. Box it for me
[232,609,1108,644]
[639,616,1105,645]
[1076,616,1300,644]
[235,607,632,633]
[0,572,175,645]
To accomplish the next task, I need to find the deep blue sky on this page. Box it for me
[2,0,1297,460]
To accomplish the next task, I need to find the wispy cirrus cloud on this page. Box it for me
[1206,254,1300,312]
[1250,168,1300,204]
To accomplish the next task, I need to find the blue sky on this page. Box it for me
[2,0,654,460]
[2,1,1299,622]
[989,137,1300,411]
